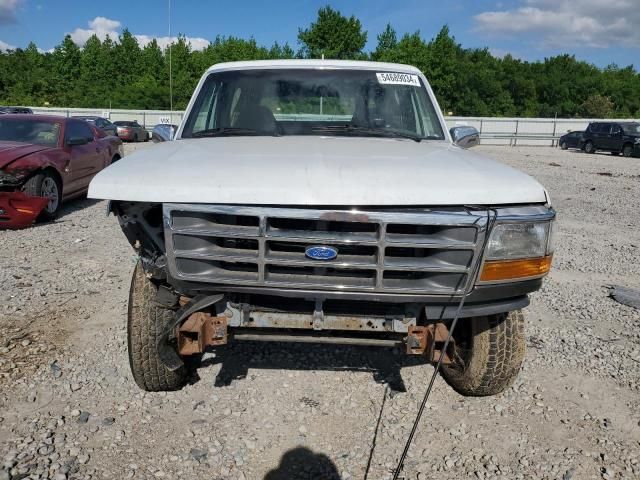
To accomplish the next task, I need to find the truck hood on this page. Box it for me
[88,136,548,206]
[0,142,53,170]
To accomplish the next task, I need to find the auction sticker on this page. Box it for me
[376,72,420,86]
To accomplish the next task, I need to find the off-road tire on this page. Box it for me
[128,263,187,391]
[622,144,633,157]
[584,141,595,154]
[441,310,526,397]
[21,171,61,221]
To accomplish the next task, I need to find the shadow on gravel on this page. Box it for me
[264,446,341,480]
[56,197,102,220]
[193,342,428,393]
[21,197,103,230]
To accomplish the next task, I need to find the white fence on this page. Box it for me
[445,117,638,146]
[27,107,638,146]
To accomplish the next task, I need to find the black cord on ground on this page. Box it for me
[391,208,497,480]
[363,385,388,479]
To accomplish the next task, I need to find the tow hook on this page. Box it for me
[177,312,228,355]
[406,323,452,364]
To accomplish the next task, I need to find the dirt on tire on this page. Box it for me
[127,262,187,391]
[442,310,526,396]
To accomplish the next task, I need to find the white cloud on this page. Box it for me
[69,16,121,45]
[0,39,16,51]
[474,0,640,48]
[135,35,209,51]
[68,16,210,51]
[0,0,21,25]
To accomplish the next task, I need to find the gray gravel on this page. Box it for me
[1,144,639,479]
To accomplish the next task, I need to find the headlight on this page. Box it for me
[479,220,554,283]
[486,222,551,260]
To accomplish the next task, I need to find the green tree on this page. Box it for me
[578,94,614,118]
[0,17,638,118]
[51,35,82,106]
[298,6,367,59]
[371,23,397,61]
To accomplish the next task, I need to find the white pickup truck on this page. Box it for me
[89,60,555,395]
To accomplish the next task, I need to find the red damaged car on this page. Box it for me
[0,115,123,226]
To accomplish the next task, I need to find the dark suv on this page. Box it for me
[582,122,640,157]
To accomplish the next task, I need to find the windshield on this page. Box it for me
[621,123,640,134]
[0,118,61,146]
[181,69,445,141]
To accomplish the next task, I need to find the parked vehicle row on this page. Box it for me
[0,115,123,227]
[559,121,640,157]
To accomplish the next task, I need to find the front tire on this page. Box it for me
[622,144,633,157]
[441,310,526,397]
[128,263,187,391]
[21,172,62,221]
[560,141,567,150]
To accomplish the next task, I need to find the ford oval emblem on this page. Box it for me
[305,245,338,261]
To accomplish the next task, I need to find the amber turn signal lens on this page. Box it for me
[16,207,37,214]
[479,255,553,282]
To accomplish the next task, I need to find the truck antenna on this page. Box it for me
[168,0,173,117]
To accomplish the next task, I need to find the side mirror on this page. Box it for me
[450,126,480,149]
[66,137,89,146]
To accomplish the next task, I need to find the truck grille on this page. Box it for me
[164,205,488,295]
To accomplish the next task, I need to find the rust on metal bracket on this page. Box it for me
[406,325,428,355]
[177,312,227,356]
[406,323,452,364]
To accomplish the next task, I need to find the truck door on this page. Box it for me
[591,123,606,149]
[608,124,623,151]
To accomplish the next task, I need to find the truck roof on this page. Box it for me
[206,59,422,74]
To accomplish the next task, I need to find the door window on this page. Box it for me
[65,121,94,143]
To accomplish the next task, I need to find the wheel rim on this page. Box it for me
[623,146,632,157]
[586,142,593,152]
[41,177,59,213]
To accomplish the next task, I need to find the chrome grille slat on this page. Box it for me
[266,230,378,243]
[174,251,259,263]
[164,204,487,295]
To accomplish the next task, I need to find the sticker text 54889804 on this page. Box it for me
[376,72,421,86]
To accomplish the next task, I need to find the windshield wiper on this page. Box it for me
[190,127,275,138]
[312,125,423,142]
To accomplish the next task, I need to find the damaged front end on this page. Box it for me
[0,169,49,228]
[111,201,471,371]
[0,191,49,229]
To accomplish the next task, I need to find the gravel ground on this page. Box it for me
[1,143,639,480]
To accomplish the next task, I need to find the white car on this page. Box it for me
[89,60,555,395]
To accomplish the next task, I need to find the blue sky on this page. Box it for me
[0,0,639,68]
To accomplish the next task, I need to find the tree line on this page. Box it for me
[1,6,638,118]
